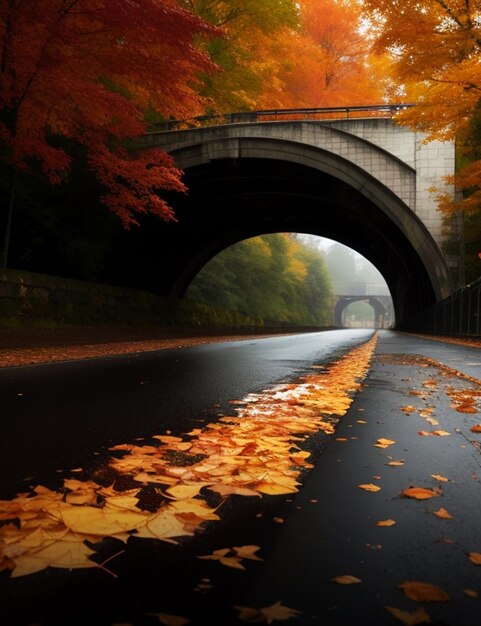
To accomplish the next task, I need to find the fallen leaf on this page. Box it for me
[463,589,478,597]
[233,545,263,561]
[234,601,302,623]
[398,581,451,602]
[331,575,362,584]
[356,420,367,424]
[376,519,396,527]
[418,431,431,436]
[198,548,245,570]
[387,460,405,466]
[470,424,481,433]
[261,601,303,623]
[455,404,477,414]
[401,405,417,413]
[374,438,396,448]
[430,474,449,482]
[468,552,481,565]
[145,613,190,626]
[385,606,431,625]
[432,508,453,520]
[425,417,439,426]
[432,430,450,436]
[336,438,348,442]
[401,487,441,500]
[358,483,381,492]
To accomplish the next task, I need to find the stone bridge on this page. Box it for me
[126,106,455,328]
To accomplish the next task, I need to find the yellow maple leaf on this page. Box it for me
[207,484,261,497]
[398,581,451,601]
[358,483,381,492]
[330,574,362,584]
[385,605,431,624]
[165,483,212,500]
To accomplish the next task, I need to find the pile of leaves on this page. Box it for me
[0,334,378,578]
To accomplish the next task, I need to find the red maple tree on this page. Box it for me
[0,0,219,265]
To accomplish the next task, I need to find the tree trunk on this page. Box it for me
[1,167,18,269]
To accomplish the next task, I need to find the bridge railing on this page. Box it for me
[151,103,415,132]
[404,277,481,337]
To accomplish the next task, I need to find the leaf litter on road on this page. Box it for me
[0,334,379,577]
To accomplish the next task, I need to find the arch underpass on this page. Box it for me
[118,114,454,328]
[333,295,394,329]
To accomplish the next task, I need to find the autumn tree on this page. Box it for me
[0,0,218,267]
[261,0,387,108]
[178,0,299,112]
[364,0,481,279]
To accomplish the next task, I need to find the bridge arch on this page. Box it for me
[126,118,453,328]
[333,296,393,329]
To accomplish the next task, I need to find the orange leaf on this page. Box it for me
[374,438,396,448]
[146,614,190,626]
[401,487,440,500]
[463,589,478,597]
[398,581,451,602]
[385,606,431,625]
[432,430,450,436]
[386,460,405,466]
[470,424,481,433]
[330,575,362,584]
[432,508,453,520]
[358,483,381,492]
[376,519,396,527]
[430,474,449,482]
[401,405,417,413]
[468,552,481,565]
[455,404,477,414]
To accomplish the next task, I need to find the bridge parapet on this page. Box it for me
[141,108,454,251]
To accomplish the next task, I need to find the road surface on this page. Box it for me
[1,329,481,626]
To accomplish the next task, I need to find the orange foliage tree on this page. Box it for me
[0,0,218,266]
[262,0,387,109]
[364,0,481,217]
[179,0,299,112]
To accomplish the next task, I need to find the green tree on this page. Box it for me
[186,233,333,326]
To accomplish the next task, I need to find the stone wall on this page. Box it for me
[0,268,258,329]
[0,268,172,327]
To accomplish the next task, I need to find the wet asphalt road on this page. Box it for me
[1,329,481,626]
[0,329,372,495]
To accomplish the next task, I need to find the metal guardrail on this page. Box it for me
[405,277,481,337]
[151,103,415,132]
